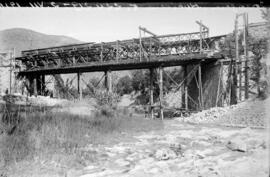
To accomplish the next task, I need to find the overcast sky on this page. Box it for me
[0,7,266,43]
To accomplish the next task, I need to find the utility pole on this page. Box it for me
[235,14,241,102]
[139,26,142,61]
[235,12,249,101]
[244,13,249,99]
[199,20,203,54]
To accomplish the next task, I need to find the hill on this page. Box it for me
[0,28,83,93]
[0,28,82,57]
[0,28,130,93]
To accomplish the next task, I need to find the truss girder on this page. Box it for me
[16,32,226,72]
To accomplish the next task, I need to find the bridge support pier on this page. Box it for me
[198,63,203,110]
[41,75,45,96]
[36,75,41,96]
[105,70,112,93]
[26,74,46,97]
[27,76,34,96]
[149,68,154,119]
[33,76,37,97]
[184,65,188,110]
[77,72,82,100]
[159,66,164,120]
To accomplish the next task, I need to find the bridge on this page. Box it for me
[15,22,229,119]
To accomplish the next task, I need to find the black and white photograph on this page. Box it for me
[0,3,269,177]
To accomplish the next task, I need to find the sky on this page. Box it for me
[0,7,266,43]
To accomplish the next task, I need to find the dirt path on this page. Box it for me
[69,120,269,177]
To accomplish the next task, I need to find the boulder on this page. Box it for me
[226,137,247,152]
[154,148,177,160]
[169,143,183,156]
[246,138,266,150]
[114,159,130,167]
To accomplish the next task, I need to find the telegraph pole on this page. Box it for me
[244,13,249,99]
[235,12,249,101]
[235,14,241,102]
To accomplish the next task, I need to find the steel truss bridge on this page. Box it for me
[15,22,229,119]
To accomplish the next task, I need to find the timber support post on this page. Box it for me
[105,70,112,93]
[198,63,203,110]
[231,61,238,105]
[235,14,242,101]
[100,42,104,62]
[139,26,142,62]
[149,68,154,119]
[33,76,37,97]
[36,75,41,96]
[28,76,34,96]
[116,40,119,62]
[184,65,188,110]
[244,13,249,99]
[159,66,164,120]
[41,75,45,96]
[77,72,82,100]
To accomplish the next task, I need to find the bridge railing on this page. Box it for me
[16,31,225,72]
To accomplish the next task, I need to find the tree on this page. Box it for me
[116,75,133,96]
[248,9,269,98]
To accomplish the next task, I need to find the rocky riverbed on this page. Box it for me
[1,97,269,177]
[67,120,269,177]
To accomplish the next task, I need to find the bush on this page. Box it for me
[129,68,183,104]
[93,90,120,107]
[0,107,163,168]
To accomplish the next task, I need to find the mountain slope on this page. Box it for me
[0,28,83,57]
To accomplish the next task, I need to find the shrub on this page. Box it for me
[93,90,120,107]
[0,103,163,169]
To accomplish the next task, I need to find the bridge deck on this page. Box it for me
[15,28,226,76]
[18,53,224,75]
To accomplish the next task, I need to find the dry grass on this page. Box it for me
[0,105,163,172]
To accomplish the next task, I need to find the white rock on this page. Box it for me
[155,148,177,160]
[146,167,160,174]
[139,158,155,165]
[114,159,130,167]
[227,137,247,152]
